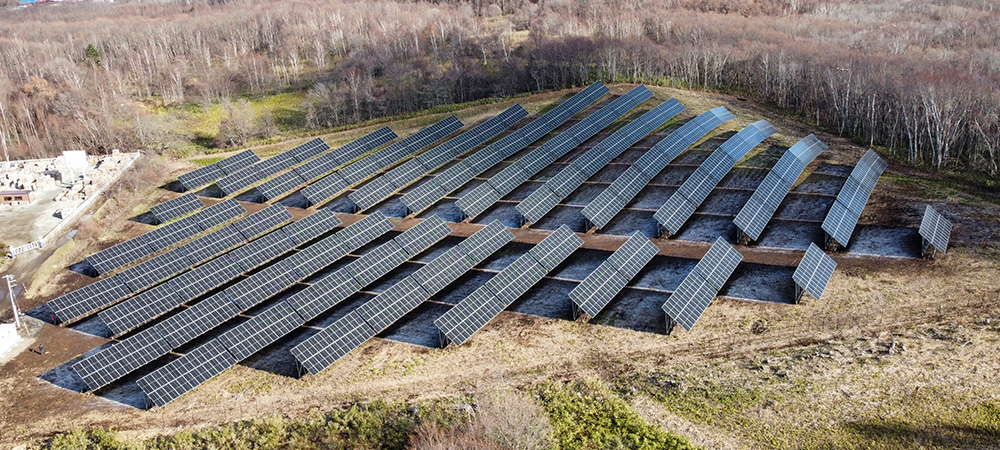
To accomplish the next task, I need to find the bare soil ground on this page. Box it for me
[1,85,998,448]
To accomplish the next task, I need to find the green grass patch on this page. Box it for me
[535,379,697,450]
[191,156,224,167]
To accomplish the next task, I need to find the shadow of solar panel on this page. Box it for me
[218,301,305,361]
[72,326,172,391]
[483,254,548,306]
[99,281,182,335]
[225,260,300,310]
[291,311,376,375]
[528,225,583,271]
[228,230,297,272]
[662,273,716,331]
[216,164,263,195]
[919,205,952,255]
[257,170,307,201]
[300,172,349,206]
[178,164,224,191]
[190,198,245,230]
[150,194,204,224]
[458,221,514,264]
[355,276,431,332]
[434,288,504,346]
[287,138,331,163]
[821,200,859,246]
[118,248,192,292]
[411,245,471,294]
[345,240,409,287]
[137,339,236,407]
[394,216,451,257]
[232,204,292,240]
[517,186,561,224]
[215,149,259,175]
[654,194,698,236]
[287,268,362,321]
[606,231,659,279]
[694,237,743,291]
[158,291,241,348]
[48,275,133,323]
[182,225,246,265]
[337,212,394,251]
[793,243,837,301]
[334,126,398,164]
[283,209,341,245]
[788,134,827,165]
[569,263,629,319]
[87,235,156,274]
[145,219,205,252]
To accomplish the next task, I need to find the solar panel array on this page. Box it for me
[661,237,743,331]
[149,194,204,224]
[176,149,259,191]
[349,106,527,211]
[569,232,659,318]
[918,205,952,257]
[400,82,610,214]
[457,85,653,219]
[435,225,582,346]
[821,149,887,247]
[517,99,684,223]
[581,107,736,229]
[86,218,207,274]
[189,199,246,230]
[73,211,367,391]
[136,339,237,407]
[733,134,827,242]
[792,243,837,302]
[215,138,333,196]
[654,120,777,237]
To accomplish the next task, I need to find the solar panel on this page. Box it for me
[215,149,259,175]
[653,194,698,237]
[283,209,341,245]
[528,225,583,271]
[837,176,870,217]
[769,152,808,186]
[411,245,471,294]
[177,164,224,192]
[215,164,263,195]
[516,186,561,224]
[573,99,685,179]
[47,275,133,323]
[72,326,172,391]
[454,184,503,219]
[348,177,398,211]
[97,282,181,336]
[150,194,204,224]
[661,272,717,331]
[853,149,888,180]
[482,254,548,306]
[793,243,837,301]
[224,260,301,310]
[291,310,376,375]
[398,178,447,214]
[733,173,791,242]
[217,301,305,361]
[606,231,659,279]
[417,105,527,169]
[344,240,409,287]
[118,248,192,292]
[693,237,744,291]
[544,165,587,199]
[569,263,629,319]
[87,235,156,274]
[580,167,645,229]
[182,225,247,265]
[299,172,350,206]
[394,216,451,257]
[632,107,735,179]
[401,82,608,214]
[144,219,205,252]
[287,138,331,163]
[286,268,362,321]
[169,255,244,304]
[458,220,515,264]
[231,204,293,240]
[482,161,528,196]
[283,233,348,277]
[292,153,340,183]
[137,339,236,407]
[919,205,952,256]
[821,200,860,247]
[190,199,245,230]
[333,126,398,164]
[338,116,463,186]
[354,276,431,332]
[434,288,505,346]
[157,291,241,348]
[256,170,307,201]
[228,230,298,272]
[253,151,300,180]
[788,134,827,165]
[336,211,395,251]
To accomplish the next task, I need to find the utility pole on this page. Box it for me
[5,274,20,330]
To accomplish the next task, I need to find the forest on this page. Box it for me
[0,0,997,179]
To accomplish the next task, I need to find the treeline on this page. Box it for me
[0,0,998,177]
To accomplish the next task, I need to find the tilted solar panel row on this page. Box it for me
[569,231,659,319]
[215,138,332,196]
[918,205,952,257]
[580,107,736,229]
[176,149,259,192]
[820,149,887,247]
[792,243,837,303]
[149,193,204,224]
[661,237,743,331]
[400,82,610,214]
